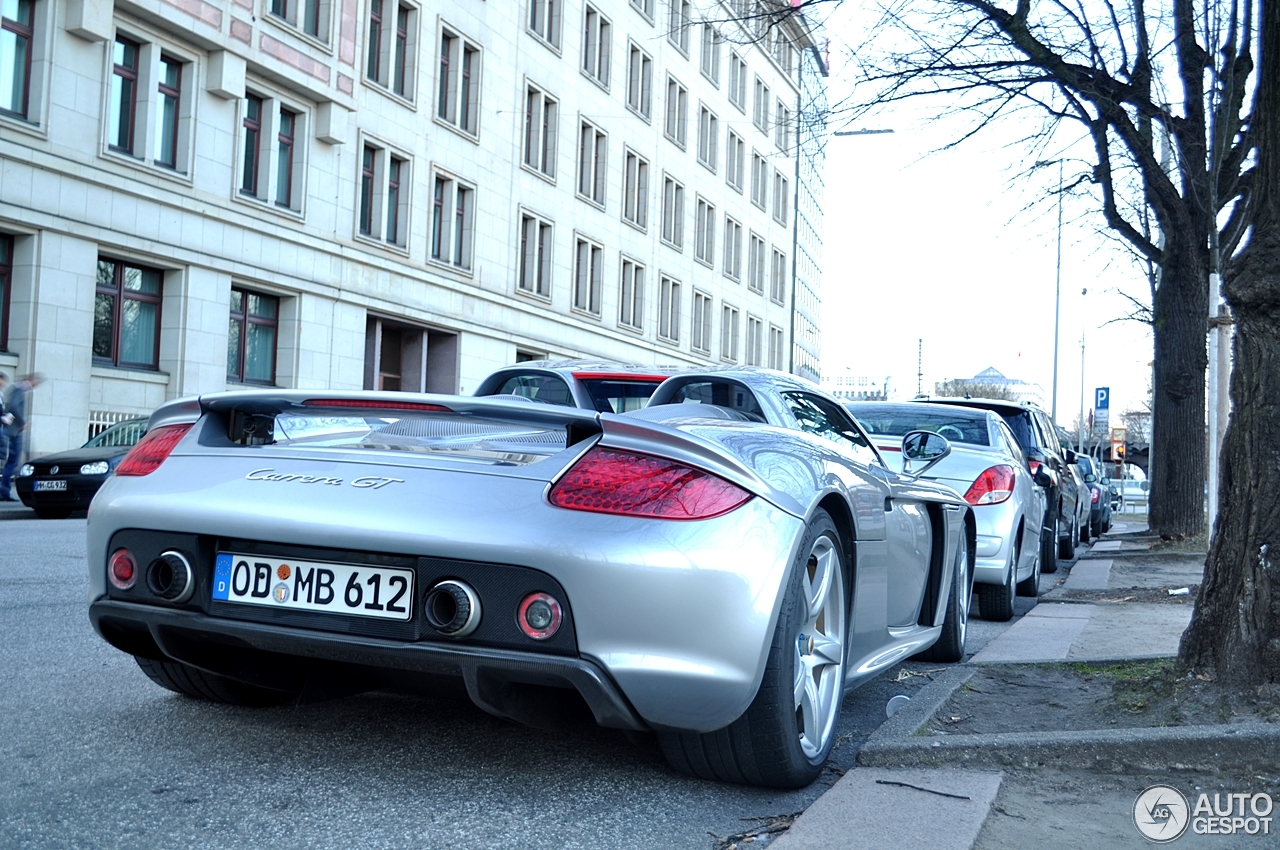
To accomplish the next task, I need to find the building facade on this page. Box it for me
[790,40,824,383]
[0,0,821,453]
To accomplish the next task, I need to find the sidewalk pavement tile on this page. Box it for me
[768,767,1002,850]
[1065,603,1192,660]
[1090,539,1123,551]
[1064,558,1112,590]
[968,604,1093,664]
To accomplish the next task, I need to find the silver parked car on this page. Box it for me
[86,368,973,789]
[845,402,1048,621]
[473,359,681,412]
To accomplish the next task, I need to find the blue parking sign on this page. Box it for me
[1095,387,1110,410]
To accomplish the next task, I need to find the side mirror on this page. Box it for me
[902,430,951,477]
[1033,466,1055,488]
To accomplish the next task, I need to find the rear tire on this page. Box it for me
[135,656,299,707]
[977,546,1016,622]
[1040,517,1059,574]
[1059,514,1076,560]
[1079,515,1090,544]
[916,531,970,663]
[657,509,847,788]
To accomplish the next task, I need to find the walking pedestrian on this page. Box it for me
[0,373,12,486]
[1,372,44,501]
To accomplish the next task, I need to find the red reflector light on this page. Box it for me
[548,447,751,520]
[116,423,193,476]
[963,465,1016,506]
[518,592,563,640]
[571,372,667,383]
[108,549,137,590]
[302,398,452,412]
[1091,487,1100,504]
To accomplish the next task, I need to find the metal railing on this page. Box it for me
[87,410,139,441]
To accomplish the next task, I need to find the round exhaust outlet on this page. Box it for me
[146,550,195,603]
[424,580,481,638]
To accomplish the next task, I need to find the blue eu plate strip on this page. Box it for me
[212,553,233,600]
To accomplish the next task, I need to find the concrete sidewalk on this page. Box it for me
[771,523,1222,850]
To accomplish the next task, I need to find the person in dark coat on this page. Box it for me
[1,372,43,501]
[0,373,11,487]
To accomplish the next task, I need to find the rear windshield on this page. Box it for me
[578,378,663,414]
[847,406,990,446]
[267,413,567,464]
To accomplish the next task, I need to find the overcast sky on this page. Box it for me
[815,15,1156,431]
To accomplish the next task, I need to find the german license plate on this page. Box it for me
[212,553,414,621]
[34,480,67,491]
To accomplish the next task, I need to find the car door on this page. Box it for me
[780,392,933,630]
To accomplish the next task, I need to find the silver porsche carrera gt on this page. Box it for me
[86,368,974,788]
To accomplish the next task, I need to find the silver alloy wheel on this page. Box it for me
[793,533,846,759]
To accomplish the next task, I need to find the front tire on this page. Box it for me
[977,544,1016,622]
[1040,516,1059,574]
[916,530,970,662]
[1059,513,1077,560]
[658,510,847,788]
[135,656,299,706]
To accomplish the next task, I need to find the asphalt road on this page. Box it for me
[0,517,1040,850]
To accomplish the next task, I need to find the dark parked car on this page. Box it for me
[914,398,1080,573]
[1075,454,1112,536]
[16,418,148,518]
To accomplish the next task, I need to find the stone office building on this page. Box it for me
[0,0,822,453]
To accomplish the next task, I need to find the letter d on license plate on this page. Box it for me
[213,552,413,621]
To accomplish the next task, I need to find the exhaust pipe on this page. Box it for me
[147,550,195,603]
[424,580,482,637]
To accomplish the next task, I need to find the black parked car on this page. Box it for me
[1075,454,1113,536]
[915,398,1081,573]
[16,418,148,518]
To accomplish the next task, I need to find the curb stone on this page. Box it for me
[857,663,1280,772]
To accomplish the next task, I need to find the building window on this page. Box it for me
[748,232,765,293]
[691,290,711,353]
[723,215,742,281]
[768,324,785,370]
[728,50,746,111]
[775,101,792,151]
[726,130,744,191]
[661,175,684,250]
[108,37,139,153]
[0,0,33,118]
[528,0,562,50]
[753,77,770,133]
[751,152,768,209]
[720,303,739,362]
[619,257,644,330]
[358,141,410,247]
[108,35,193,172]
[573,236,603,316]
[658,274,680,342]
[773,170,789,224]
[523,82,558,178]
[577,118,607,207]
[240,93,305,212]
[270,0,329,41]
[227,287,279,384]
[694,197,715,266]
[667,0,690,54]
[664,75,687,147]
[437,24,479,135]
[431,171,474,269]
[697,104,718,170]
[581,5,610,88]
[0,235,11,351]
[366,0,382,80]
[772,28,794,75]
[626,42,652,120]
[622,148,649,229]
[771,247,787,304]
[629,0,654,20]
[745,315,763,366]
[94,258,163,369]
[518,211,553,298]
[700,25,720,84]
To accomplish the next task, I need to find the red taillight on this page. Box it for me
[108,548,137,590]
[571,372,666,383]
[1091,486,1100,504]
[302,399,452,412]
[548,446,752,520]
[963,465,1016,506]
[1028,459,1043,476]
[116,423,193,476]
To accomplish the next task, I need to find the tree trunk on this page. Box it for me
[1179,0,1280,685]
[1147,236,1209,539]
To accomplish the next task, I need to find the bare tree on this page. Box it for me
[843,0,1256,541]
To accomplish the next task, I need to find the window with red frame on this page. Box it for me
[0,235,13,351]
[1,0,34,118]
[94,258,163,369]
[227,287,278,384]
[109,37,139,152]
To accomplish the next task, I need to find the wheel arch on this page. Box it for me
[814,493,857,598]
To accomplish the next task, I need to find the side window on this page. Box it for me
[996,420,1025,465]
[666,380,765,421]
[783,393,881,467]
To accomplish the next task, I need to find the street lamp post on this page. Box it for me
[1052,161,1063,423]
